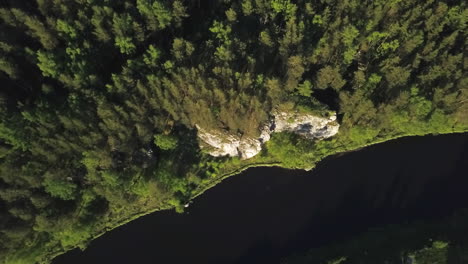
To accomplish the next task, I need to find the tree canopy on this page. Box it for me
[0,0,466,262]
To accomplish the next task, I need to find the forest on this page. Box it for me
[0,0,466,263]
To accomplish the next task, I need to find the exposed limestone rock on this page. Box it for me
[196,125,271,159]
[259,124,271,143]
[238,137,262,159]
[196,125,239,157]
[197,111,339,160]
[273,111,339,139]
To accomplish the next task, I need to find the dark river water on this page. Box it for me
[54,133,468,264]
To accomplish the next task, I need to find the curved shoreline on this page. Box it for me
[43,129,468,263]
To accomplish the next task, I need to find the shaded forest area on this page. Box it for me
[0,0,467,263]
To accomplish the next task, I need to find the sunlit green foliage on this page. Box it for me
[154,134,178,151]
[0,0,466,262]
[296,80,313,97]
[43,176,77,200]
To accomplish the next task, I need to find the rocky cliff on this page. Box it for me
[197,111,339,160]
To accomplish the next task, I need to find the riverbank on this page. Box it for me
[283,208,468,264]
[39,126,467,264]
[53,131,468,264]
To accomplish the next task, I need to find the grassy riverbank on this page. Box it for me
[1,0,467,263]
[36,125,467,264]
[6,113,468,264]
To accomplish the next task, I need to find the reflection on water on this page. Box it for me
[285,208,468,264]
[54,133,468,264]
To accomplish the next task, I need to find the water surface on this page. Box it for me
[54,133,468,264]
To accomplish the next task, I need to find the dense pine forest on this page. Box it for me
[0,0,467,263]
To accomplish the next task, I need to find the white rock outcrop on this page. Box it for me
[196,126,239,157]
[273,111,339,139]
[196,125,270,159]
[197,111,339,160]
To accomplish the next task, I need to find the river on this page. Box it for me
[54,133,468,264]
